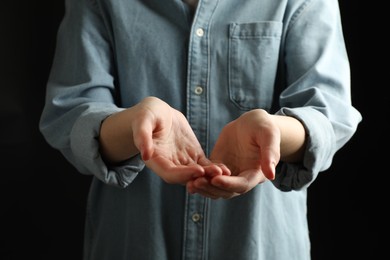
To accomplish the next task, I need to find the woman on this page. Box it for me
[39,0,362,259]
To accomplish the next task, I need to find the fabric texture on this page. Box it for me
[39,0,362,259]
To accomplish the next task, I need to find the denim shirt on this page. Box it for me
[39,0,362,259]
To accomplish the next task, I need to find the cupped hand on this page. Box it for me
[132,97,229,185]
[187,109,281,199]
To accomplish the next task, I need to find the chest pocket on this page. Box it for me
[229,22,282,111]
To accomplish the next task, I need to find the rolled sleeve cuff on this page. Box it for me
[272,107,336,191]
[69,105,145,188]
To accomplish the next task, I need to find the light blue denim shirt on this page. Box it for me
[39,0,362,259]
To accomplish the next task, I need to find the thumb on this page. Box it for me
[261,160,276,180]
[259,147,279,180]
[132,122,154,161]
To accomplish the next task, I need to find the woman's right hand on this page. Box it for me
[99,96,230,185]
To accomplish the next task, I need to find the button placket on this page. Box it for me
[194,86,203,95]
[196,28,204,37]
[183,0,221,259]
[192,213,202,222]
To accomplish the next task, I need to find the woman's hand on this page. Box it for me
[187,109,305,199]
[187,109,279,198]
[133,97,229,185]
[99,96,230,185]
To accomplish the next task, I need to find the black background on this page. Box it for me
[0,1,385,259]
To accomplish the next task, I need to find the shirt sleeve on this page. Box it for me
[271,0,362,191]
[39,0,145,188]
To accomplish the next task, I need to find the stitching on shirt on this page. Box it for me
[287,0,315,32]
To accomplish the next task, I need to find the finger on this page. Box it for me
[187,181,222,200]
[260,160,276,180]
[189,177,237,199]
[132,121,154,161]
[256,130,280,181]
[215,163,231,176]
[197,157,232,177]
[146,156,205,184]
[259,147,279,180]
[210,170,266,194]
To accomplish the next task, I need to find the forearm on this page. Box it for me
[272,114,306,163]
[99,108,139,164]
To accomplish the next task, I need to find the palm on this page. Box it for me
[148,110,205,167]
[211,122,262,176]
[132,97,225,184]
[210,109,280,180]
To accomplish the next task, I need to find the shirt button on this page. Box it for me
[196,28,204,37]
[192,213,201,222]
[194,86,203,95]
